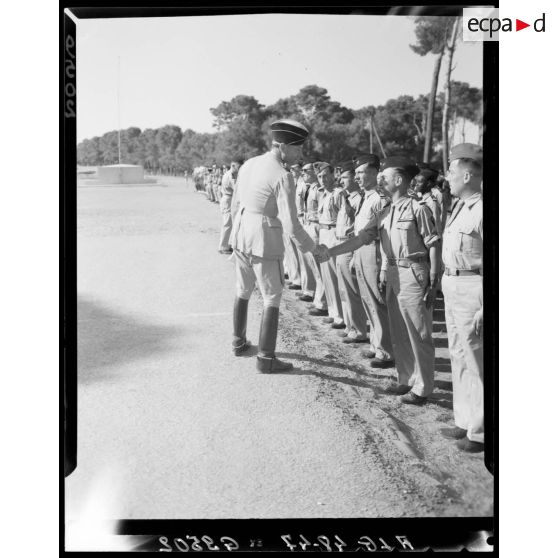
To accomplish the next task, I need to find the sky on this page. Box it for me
[76,13,483,142]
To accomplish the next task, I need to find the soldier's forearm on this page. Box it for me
[328,236,363,258]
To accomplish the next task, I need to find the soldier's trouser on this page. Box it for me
[354,245,393,360]
[303,222,327,310]
[206,184,215,202]
[442,274,484,443]
[295,241,316,296]
[213,183,221,202]
[219,212,233,251]
[335,251,367,337]
[386,262,435,397]
[234,250,284,308]
[318,227,343,322]
[283,234,301,286]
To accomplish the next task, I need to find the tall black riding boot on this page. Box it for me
[256,306,293,373]
[232,297,251,356]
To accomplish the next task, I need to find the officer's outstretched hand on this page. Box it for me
[313,244,330,263]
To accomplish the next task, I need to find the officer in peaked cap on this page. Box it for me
[440,143,484,453]
[229,119,328,373]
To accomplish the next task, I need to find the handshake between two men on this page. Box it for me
[312,243,331,263]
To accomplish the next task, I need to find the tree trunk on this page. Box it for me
[442,18,460,173]
[450,110,458,146]
[423,47,445,163]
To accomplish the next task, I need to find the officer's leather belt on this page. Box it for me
[387,257,426,268]
[444,267,482,276]
[319,223,336,230]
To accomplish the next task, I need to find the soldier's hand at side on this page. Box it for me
[379,270,387,291]
[374,270,387,305]
[472,309,483,337]
[423,274,438,309]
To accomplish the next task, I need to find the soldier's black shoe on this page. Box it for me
[441,427,467,440]
[331,321,346,329]
[322,317,335,323]
[384,383,412,395]
[308,308,328,317]
[298,294,313,302]
[400,391,427,406]
[342,336,368,344]
[288,284,302,290]
[370,357,395,369]
[360,349,376,359]
[256,356,293,373]
[456,438,484,453]
[233,340,252,356]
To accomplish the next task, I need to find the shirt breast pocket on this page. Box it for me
[458,223,480,255]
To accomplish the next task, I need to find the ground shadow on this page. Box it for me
[272,367,377,391]
[428,392,454,410]
[434,337,449,348]
[77,296,183,384]
[435,356,452,373]
[277,351,368,377]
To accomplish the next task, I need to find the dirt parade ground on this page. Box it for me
[66,175,493,521]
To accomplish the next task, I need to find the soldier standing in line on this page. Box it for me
[377,157,440,404]
[301,161,329,317]
[218,156,243,255]
[291,162,316,303]
[439,143,484,453]
[414,167,443,233]
[346,154,394,367]
[315,162,346,330]
[333,161,368,344]
[229,120,328,372]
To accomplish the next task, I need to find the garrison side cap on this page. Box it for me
[270,119,309,146]
[449,143,483,164]
[380,156,420,179]
[338,160,355,174]
[315,161,332,173]
[354,153,380,170]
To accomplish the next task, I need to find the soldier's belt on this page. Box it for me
[307,219,319,224]
[319,223,336,230]
[444,267,482,276]
[387,257,427,268]
[336,232,355,241]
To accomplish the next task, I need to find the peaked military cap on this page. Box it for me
[270,119,309,146]
[380,156,420,179]
[354,153,380,170]
[338,160,355,174]
[449,143,483,164]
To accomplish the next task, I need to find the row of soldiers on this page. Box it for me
[193,119,484,454]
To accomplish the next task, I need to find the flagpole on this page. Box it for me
[117,56,121,164]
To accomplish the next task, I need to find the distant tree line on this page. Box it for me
[77,82,481,174]
[77,18,481,174]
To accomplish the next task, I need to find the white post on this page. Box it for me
[117,56,121,164]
